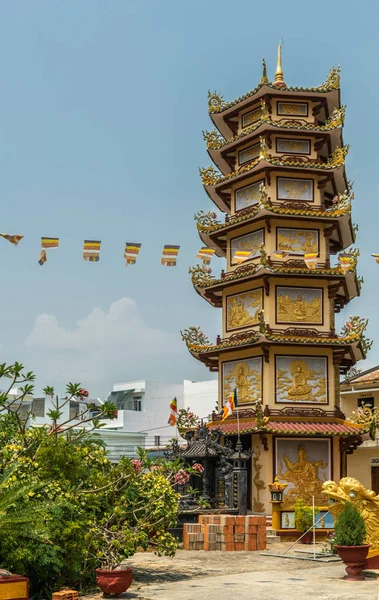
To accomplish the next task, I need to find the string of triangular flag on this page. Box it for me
[1,233,374,271]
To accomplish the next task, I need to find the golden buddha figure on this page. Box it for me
[288,360,312,400]
[293,295,307,321]
[234,362,250,404]
[279,445,328,506]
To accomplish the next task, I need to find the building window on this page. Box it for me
[154,435,161,446]
[358,397,374,410]
[69,401,80,420]
[32,398,45,418]
[133,396,142,411]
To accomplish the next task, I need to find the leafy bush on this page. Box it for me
[333,501,366,546]
[293,499,315,532]
[0,362,188,598]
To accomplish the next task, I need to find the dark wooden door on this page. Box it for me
[371,467,379,494]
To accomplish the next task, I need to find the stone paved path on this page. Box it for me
[86,545,379,600]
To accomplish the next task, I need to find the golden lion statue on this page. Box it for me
[322,477,379,558]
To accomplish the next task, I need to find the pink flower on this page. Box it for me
[151,465,162,471]
[79,388,89,398]
[192,463,204,474]
[174,469,190,485]
[131,459,142,473]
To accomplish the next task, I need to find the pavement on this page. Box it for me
[86,544,379,600]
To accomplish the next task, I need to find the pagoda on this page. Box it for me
[181,46,371,529]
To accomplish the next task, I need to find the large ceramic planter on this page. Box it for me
[96,568,133,597]
[335,545,371,581]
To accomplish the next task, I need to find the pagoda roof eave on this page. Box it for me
[198,208,353,255]
[193,268,359,308]
[186,331,364,364]
[207,416,365,437]
[210,85,340,138]
[204,160,347,210]
[208,124,343,176]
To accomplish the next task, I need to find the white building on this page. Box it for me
[100,378,218,448]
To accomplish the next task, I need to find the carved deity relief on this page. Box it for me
[276,287,322,324]
[231,230,264,264]
[277,228,318,255]
[227,289,262,330]
[235,181,263,211]
[252,445,266,513]
[277,177,313,201]
[276,356,327,404]
[276,439,330,507]
[277,139,310,154]
[222,358,262,405]
[239,143,260,165]
[242,107,261,127]
[277,102,308,116]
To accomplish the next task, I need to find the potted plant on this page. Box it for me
[293,499,315,544]
[94,524,133,597]
[333,501,370,581]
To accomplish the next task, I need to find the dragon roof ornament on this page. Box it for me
[208,66,341,115]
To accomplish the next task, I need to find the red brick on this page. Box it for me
[225,516,235,526]
[257,541,266,550]
[248,524,258,533]
[235,525,245,534]
[225,533,234,543]
[256,516,266,525]
[225,542,235,551]
[235,542,245,551]
[236,516,245,525]
[247,537,257,551]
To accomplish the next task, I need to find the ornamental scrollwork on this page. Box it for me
[208,90,225,113]
[180,326,210,347]
[257,310,270,336]
[350,405,378,439]
[320,65,341,90]
[328,145,350,167]
[260,98,270,120]
[259,136,269,159]
[194,210,219,228]
[255,400,269,429]
[199,165,220,185]
[259,243,270,268]
[202,129,223,150]
[325,105,346,128]
[340,315,373,355]
[189,264,215,285]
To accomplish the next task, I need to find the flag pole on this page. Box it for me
[235,388,242,452]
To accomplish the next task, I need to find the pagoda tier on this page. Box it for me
[201,156,348,213]
[205,117,344,176]
[181,313,369,374]
[195,192,354,256]
[208,67,341,139]
[191,262,360,310]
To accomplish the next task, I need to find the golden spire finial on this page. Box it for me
[274,41,286,88]
[261,58,269,84]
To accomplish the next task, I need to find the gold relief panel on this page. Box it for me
[242,106,261,128]
[238,143,260,166]
[230,229,264,265]
[222,357,262,405]
[277,102,308,117]
[226,288,263,331]
[235,180,264,211]
[275,355,328,404]
[276,227,319,256]
[276,286,323,325]
[275,438,331,507]
[277,177,314,201]
[276,138,311,155]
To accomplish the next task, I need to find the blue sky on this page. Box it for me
[0,0,377,397]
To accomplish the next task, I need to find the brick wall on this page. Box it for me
[183,515,266,551]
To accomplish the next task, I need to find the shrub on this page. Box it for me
[293,499,314,532]
[333,501,366,546]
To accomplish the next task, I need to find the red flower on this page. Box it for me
[174,469,190,485]
[192,463,204,474]
[78,388,89,398]
[131,459,142,473]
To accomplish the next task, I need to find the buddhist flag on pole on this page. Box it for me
[0,234,23,246]
[38,237,59,266]
[220,388,238,421]
[83,240,101,262]
[168,397,178,426]
[161,245,180,267]
[196,247,215,265]
[124,242,141,266]
[233,250,251,264]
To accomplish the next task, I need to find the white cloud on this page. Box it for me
[24,297,181,395]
